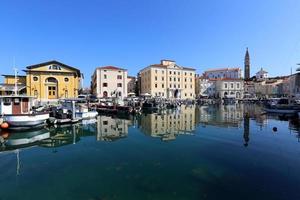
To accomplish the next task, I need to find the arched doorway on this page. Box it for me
[174,89,179,98]
[45,77,58,99]
[224,92,228,97]
[103,91,108,97]
[236,92,240,99]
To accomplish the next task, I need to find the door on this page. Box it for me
[48,86,57,99]
[12,98,21,114]
[22,98,29,113]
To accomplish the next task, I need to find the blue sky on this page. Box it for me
[0,0,300,86]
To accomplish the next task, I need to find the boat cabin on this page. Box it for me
[0,96,34,115]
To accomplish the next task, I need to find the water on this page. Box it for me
[1,104,300,200]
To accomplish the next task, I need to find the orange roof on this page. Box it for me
[97,66,126,71]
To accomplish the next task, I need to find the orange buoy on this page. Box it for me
[0,122,9,129]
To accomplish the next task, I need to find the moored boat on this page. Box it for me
[0,95,50,129]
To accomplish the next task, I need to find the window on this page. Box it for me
[174,84,176,88]
[169,71,172,75]
[178,72,180,75]
[190,85,193,89]
[162,70,164,74]
[162,92,164,96]
[33,76,38,81]
[64,77,69,82]
[231,83,234,88]
[185,72,187,75]
[178,84,180,88]
[162,77,164,81]
[185,84,187,88]
[224,83,227,88]
[117,83,122,87]
[185,78,187,82]
[170,84,172,88]
[162,84,164,88]
[185,93,187,97]
[155,76,157,81]
[117,75,122,79]
[155,70,157,74]
[173,71,176,75]
[155,84,157,88]
[104,74,107,79]
[65,90,68,98]
[103,121,108,125]
[190,78,192,82]
[190,73,192,76]
[3,98,11,106]
[174,77,176,81]
[103,83,108,87]
[178,78,180,81]
[34,90,38,97]
[49,64,61,70]
[170,77,172,81]
[237,83,240,88]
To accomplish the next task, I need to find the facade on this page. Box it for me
[215,79,244,99]
[1,75,27,95]
[244,48,250,80]
[139,60,196,99]
[253,77,287,98]
[127,76,137,95]
[289,73,300,97]
[195,75,215,98]
[91,66,128,99]
[23,60,82,102]
[203,68,242,79]
[255,68,268,81]
[244,81,256,98]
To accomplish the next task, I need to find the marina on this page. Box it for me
[1,104,300,199]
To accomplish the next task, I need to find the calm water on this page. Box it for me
[1,104,300,200]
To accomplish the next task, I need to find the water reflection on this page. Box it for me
[1,104,300,152]
[139,105,196,141]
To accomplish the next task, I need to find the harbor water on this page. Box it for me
[0,104,300,200]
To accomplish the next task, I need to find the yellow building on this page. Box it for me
[139,60,196,99]
[1,75,27,95]
[1,60,82,102]
[23,60,82,101]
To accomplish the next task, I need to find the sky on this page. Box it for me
[0,0,300,86]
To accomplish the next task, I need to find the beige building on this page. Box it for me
[91,66,128,99]
[215,79,244,99]
[139,105,196,141]
[139,60,196,99]
[127,76,136,95]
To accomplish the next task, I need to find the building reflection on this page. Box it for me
[196,104,244,128]
[96,116,132,141]
[139,105,196,141]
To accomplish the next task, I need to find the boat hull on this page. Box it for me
[76,111,98,119]
[263,108,298,114]
[3,113,50,127]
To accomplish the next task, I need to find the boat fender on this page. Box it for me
[0,122,9,129]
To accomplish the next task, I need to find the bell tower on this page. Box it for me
[244,48,250,80]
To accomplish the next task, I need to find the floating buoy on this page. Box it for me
[0,122,9,129]
[273,127,278,132]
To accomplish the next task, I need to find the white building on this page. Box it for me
[255,68,268,81]
[91,66,128,99]
[215,79,244,99]
[203,68,242,79]
[195,76,215,98]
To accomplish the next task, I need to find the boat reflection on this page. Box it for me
[0,128,50,152]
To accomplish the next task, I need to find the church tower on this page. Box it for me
[244,48,250,80]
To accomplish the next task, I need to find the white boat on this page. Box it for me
[0,95,50,128]
[76,110,98,119]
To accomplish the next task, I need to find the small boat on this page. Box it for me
[0,95,49,129]
[263,98,300,114]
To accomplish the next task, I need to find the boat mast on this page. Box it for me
[13,59,18,96]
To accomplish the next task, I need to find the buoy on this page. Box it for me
[0,122,9,129]
[273,127,277,132]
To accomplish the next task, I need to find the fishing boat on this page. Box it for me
[0,95,50,129]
